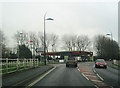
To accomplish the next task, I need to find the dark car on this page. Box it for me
[66,57,77,67]
[95,59,107,69]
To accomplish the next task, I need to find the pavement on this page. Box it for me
[2,64,54,87]
[106,61,120,70]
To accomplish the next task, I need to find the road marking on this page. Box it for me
[82,73,89,80]
[26,66,56,88]
[83,72,93,74]
[85,75,97,77]
[96,74,104,81]
[93,69,96,73]
[94,85,99,88]
[92,80,102,82]
[110,86,114,88]
[78,69,80,71]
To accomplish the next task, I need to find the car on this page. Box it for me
[66,56,77,67]
[95,59,107,69]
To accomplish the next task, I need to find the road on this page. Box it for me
[25,62,119,87]
[94,64,119,87]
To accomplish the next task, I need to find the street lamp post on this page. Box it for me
[106,33,113,60]
[44,13,54,65]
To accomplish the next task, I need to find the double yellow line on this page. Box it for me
[26,66,56,88]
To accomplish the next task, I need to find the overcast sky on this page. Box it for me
[0,0,119,52]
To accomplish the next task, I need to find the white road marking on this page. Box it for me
[82,73,89,80]
[78,69,80,71]
[94,85,99,88]
[83,72,93,74]
[85,75,97,78]
[92,80,102,82]
[93,69,96,73]
[110,86,114,88]
[96,74,104,81]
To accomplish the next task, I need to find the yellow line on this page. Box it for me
[26,66,56,88]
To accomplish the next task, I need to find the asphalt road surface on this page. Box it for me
[26,62,119,87]
[94,64,119,87]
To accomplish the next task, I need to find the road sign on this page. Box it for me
[30,41,33,45]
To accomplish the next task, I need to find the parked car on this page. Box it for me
[66,57,77,67]
[95,59,107,69]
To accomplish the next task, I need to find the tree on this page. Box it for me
[50,33,59,52]
[18,44,32,59]
[0,30,10,58]
[14,30,29,46]
[76,35,91,51]
[62,34,90,51]
[62,34,73,51]
[94,35,119,60]
[38,32,51,52]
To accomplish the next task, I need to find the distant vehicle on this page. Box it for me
[76,57,82,62]
[66,57,77,67]
[95,59,107,69]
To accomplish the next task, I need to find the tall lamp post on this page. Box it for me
[44,13,54,65]
[106,33,113,60]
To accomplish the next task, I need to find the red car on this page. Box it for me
[95,59,107,69]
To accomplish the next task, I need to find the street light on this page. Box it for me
[44,13,54,65]
[106,33,113,60]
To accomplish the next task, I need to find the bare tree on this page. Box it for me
[38,32,51,52]
[71,35,77,51]
[50,33,59,52]
[76,35,91,51]
[14,30,28,46]
[0,30,10,58]
[62,34,73,51]
[29,31,40,49]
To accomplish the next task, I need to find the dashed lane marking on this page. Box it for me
[26,66,56,88]
[82,73,89,80]
[96,74,104,81]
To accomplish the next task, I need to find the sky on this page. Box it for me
[0,0,119,52]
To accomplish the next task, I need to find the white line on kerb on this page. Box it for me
[82,73,89,80]
[97,74,104,81]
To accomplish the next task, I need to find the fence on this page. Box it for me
[0,58,41,74]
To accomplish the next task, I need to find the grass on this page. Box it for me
[1,62,42,74]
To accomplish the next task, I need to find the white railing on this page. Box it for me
[0,58,40,74]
